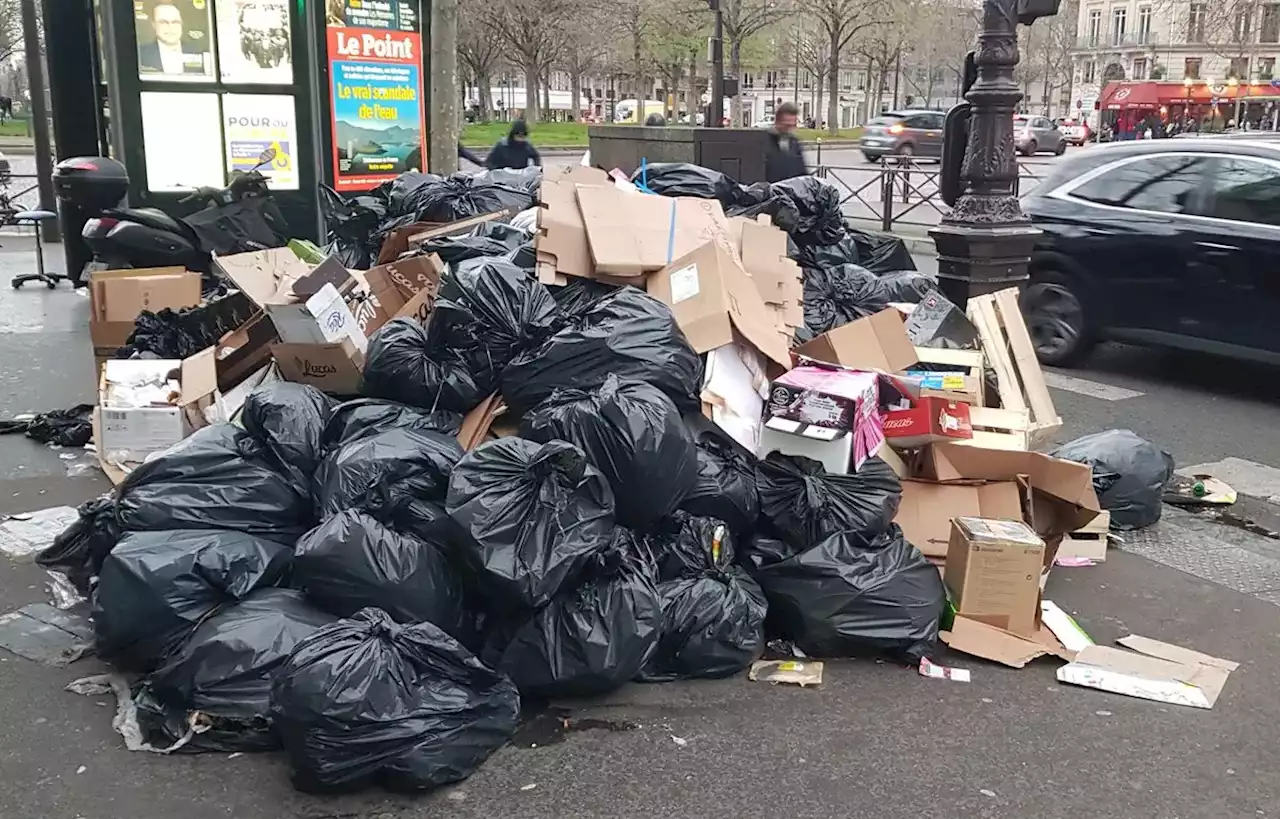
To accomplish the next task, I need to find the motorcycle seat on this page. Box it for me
[112,207,188,235]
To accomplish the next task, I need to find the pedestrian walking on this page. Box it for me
[764,102,808,183]
[484,119,542,170]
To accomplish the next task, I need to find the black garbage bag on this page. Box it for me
[293,510,471,641]
[639,514,767,681]
[314,427,463,542]
[35,495,121,595]
[270,608,520,794]
[679,414,759,535]
[800,263,935,340]
[521,375,697,528]
[379,171,444,214]
[1050,430,1176,530]
[115,425,313,544]
[753,525,944,661]
[133,589,336,753]
[632,162,740,205]
[446,438,617,611]
[360,318,485,414]
[740,533,801,572]
[322,397,462,450]
[405,171,538,223]
[478,166,543,194]
[320,184,385,269]
[483,534,661,699]
[0,403,94,447]
[849,226,916,273]
[421,221,532,267]
[548,278,622,319]
[93,529,292,671]
[771,176,846,246]
[905,288,981,350]
[432,257,562,393]
[757,453,902,550]
[241,383,335,489]
[501,288,704,414]
[728,182,801,233]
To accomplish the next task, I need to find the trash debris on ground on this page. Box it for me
[17,160,1207,797]
[919,657,971,682]
[1056,635,1238,708]
[0,404,95,447]
[0,506,81,559]
[1163,474,1237,507]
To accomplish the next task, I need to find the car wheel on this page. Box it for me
[1054,140,1067,155]
[1021,271,1094,366]
[864,153,883,164]
[896,143,915,159]
[1022,140,1038,157]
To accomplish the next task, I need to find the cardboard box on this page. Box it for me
[945,516,1045,638]
[351,254,444,336]
[576,186,739,277]
[98,348,220,462]
[272,339,365,395]
[792,309,918,374]
[765,366,884,472]
[907,346,985,405]
[758,423,854,474]
[882,397,973,449]
[649,241,790,367]
[894,480,1024,559]
[736,216,803,336]
[535,166,614,284]
[264,283,368,352]
[88,267,202,367]
[1056,635,1239,709]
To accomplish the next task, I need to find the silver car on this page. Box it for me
[1014,115,1066,156]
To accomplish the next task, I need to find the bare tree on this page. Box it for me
[649,0,711,118]
[458,0,503,122]
[720,0,795,124]
[792,19,831,123]
[901,0,980,108]
[480,0,581,123]
[800,0,886,133]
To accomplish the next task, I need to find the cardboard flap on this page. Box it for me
[291,256,357,299]
[214,248,315,307]
[457,394,505,450]
[535,167,612,283]
[576,186,739,277]
[178,348,219,402]
[406,210,515,248]
[1116,635,1240,672]
[792,309,918,373]
[940,616,1056,668]
[90,267,199,323]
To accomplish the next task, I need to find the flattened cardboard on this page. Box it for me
[89,267,201,364]
[214,247,316,308]
[649,241,790,367]
[535,166,613,284]
[406,210,514,249]
[377,221,440,264]
[576,186,739,277]
[941,616,1073,668]
[737,216,803,335]
[894,480,1023,559]
[945,517,1045,638]
[1057,636,1239,708]
[792,309,918,374]
[272,339,365,395]
[457,394,505,450]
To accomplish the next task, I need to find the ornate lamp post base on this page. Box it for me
[930,222,1040,307]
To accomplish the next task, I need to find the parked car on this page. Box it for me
[859,110,946,162]
[1014,115,1067,156]
[1019,138,1280,367]
[1056,117,1092,146]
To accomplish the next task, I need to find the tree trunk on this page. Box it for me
[478,71,492,122]
[815,69,825,127]
[687,51,699,124]
[730,38,743,126]
[864,61,875,122]
[429,0,460,174]
[1041,69,1051,117]
[542,68,551,120]
[523,60,539,124]
[570,69,582,121]
[826,35,840,135]
[633,29,643,107]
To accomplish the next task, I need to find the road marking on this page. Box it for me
[1042,371,1144,401]
[1180,458,1280,504]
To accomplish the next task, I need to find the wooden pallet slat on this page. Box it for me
[968,298,1027,414]
[954,406,1030,451]
[993,288,1061,433]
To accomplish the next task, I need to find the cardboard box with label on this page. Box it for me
[894,479,1024,560]
[763,365,884,473]
[882,396,973,450]
[576,185,739,277]
[649,241,790,368]
[945,517,1045,638]
[272,338,366,395]
[97,347,220,464]
[88,267,202,371]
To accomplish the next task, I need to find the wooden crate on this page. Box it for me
[954,406,1030,451]
[966,288,1062,447]
[1058,511,1112,562]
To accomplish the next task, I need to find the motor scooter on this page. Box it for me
[52,148,288,285]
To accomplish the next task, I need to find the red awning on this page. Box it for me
[1100,81,1161,110]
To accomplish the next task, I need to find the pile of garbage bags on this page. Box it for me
[39,164,955,795]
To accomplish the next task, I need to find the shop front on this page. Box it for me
[1099,79,1280,136]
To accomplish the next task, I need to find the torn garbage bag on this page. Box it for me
[241,383,335,489]
[323,397,462,449]
[752,525,944,662]
[521,375,697,528]
[770,176,846,246]
[35,495,120,595]
[679,415,760,536]
[800,264,934,340]
[93,529,292,671]
[293,510,472,642]
[483,532,661,699]
[1050,429,1175,530]
[270,608,520,794]
[133,589,336,753]
[400,170,538,223]
[639,514,767,681]
[115,425,313,544]
[631,162,741,206]
[500,288,703,414]
[360,318,484,414]
[314,427,462,542]
[446,438,616,611]
[420,221,531,267]
[757,453,902,550]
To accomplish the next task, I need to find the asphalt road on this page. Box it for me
[4,221,1280,818]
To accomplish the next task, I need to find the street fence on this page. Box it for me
[812,149,1045,233]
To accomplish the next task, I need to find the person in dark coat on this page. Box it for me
[458,144,484,166]
[485,119,542,169]
[765,102,808,183]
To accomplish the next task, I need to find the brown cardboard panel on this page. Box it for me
[576,186,739,277]
[894,480,1023,559]
[534,166,613,283]
[457,394,505,451]
[792,309,918,374]
[88,267,201,359]
[271,339,365,395]
[945,517,1045,638]
[941,616,1070,669]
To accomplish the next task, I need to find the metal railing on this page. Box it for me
[814,157,1045,232]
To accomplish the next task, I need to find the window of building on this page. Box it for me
[840,70,852,90]
[1087,9,1102,45]
[1133,57,1148,79]
[1069,155,1211,215]
[1137,6,1153,43]
[1184,57,1202,79]
[1262,4,1280,42]
[743,72,755,89]
[1188,3,1206,41]
[1259,56,1276,78]
[1205,158,1280,225]
[1229,57,1250,79]
[801,69,812,89]
[1111,7,1127,44]
[766,70,779,87]
[856,73,866,90]
[1234,8,1253,42]
[1083,60,1097,83]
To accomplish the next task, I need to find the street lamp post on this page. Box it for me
[708,0,725,128]
[930,0,1057,310]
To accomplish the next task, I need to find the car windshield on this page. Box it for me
[868,116,903,126]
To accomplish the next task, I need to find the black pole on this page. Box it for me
[710,0,724,127]
[928,0,1040,309]
[21,0,59,244]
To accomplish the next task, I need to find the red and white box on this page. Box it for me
[882,397,973,450]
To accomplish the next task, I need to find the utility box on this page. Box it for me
[588,126,771,183]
